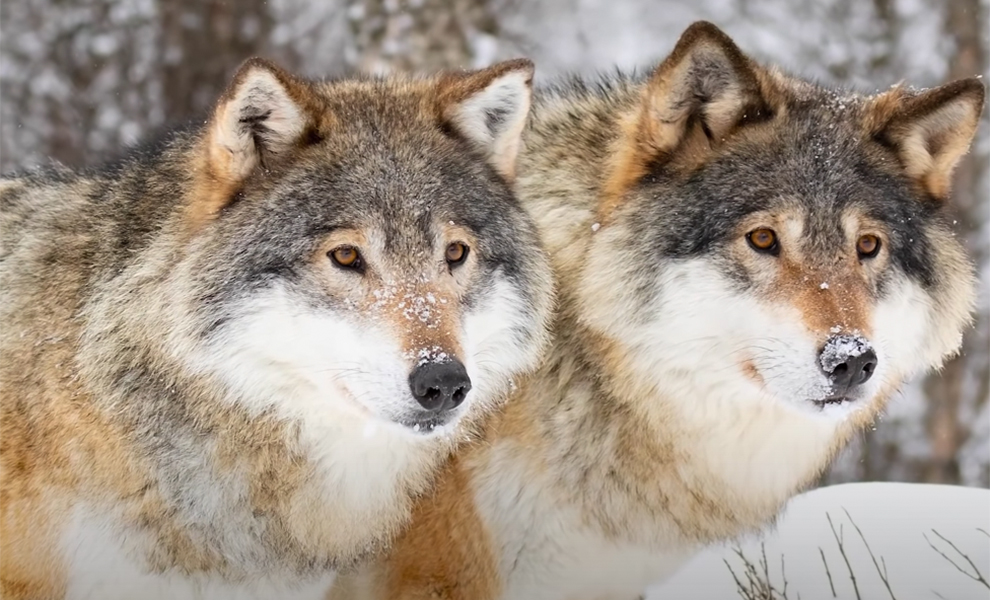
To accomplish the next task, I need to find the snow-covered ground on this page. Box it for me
[649,482,990,599]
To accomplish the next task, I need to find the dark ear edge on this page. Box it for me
[435,58,535,106]
[642,21,776,157]
[211,57,320,171]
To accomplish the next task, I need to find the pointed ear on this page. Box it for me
[866,78,984,201]
[436,59,535,181]
[603,22,779,214]
[638,22,776,158]
[198,58,314,216]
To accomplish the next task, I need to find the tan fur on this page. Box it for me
[1,236,151,595]
[370,457,500,600]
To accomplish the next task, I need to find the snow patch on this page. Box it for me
[406,346,451,367]
[650,483,990,600]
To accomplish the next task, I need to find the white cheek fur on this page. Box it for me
[190,285,412,424]
[185,275,542,435]
[461,277,545,417]
[872,274,940,382]
[597,260,933,423]
[168,278,541,524]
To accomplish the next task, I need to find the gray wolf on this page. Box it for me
[329,21,984,600]
[0,57,553,599]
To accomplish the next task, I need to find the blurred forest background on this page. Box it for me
[1,0,987,487]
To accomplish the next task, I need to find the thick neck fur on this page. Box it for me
[491,77,856,546]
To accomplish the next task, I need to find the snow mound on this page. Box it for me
[649,482,990,599]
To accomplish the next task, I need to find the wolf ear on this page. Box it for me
[602,22,778,213]
[436,59,535,181]
[866,78,985,201]
[198,58,313,216]
[637,22,775,159]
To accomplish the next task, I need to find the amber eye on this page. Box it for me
[747,228,779,255]
[446,242,469,267]
[329,246,362,270]
[857,234,881,259]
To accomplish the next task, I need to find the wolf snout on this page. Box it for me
[819,335,877,396]
[408,359,472,413]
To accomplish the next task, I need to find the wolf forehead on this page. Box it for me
[215,82,536,249]
[256,82,512,195]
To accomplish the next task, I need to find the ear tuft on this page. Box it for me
[437,59,535,181]
[867,77,985,200]
[207,58,311,186]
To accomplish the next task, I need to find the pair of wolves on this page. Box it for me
[1,21,983,600]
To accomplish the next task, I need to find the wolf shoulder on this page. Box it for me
[0,131,190,274]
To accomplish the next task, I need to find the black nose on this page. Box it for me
[821,336,878,394]
[408,360,471,413]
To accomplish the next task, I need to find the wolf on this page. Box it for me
[0,57,554,599]
[328,21,984,600]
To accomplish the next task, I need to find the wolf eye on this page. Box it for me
[329,246,362,270]
[857,234,881,259]
[747,229,778,255]
[446,242,469,267]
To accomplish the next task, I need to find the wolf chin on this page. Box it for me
[0,58,553,599]
[331,21,984,600]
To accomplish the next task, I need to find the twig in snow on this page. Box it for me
[726,544,792,600]
[827,512,862,600]
[819,547,837,598]
[843,508,897,600]
[924,529,989,589]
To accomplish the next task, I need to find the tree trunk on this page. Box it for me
[159,0,274,121]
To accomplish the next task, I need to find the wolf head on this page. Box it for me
[581,23,982,440]
[154,59,553,438]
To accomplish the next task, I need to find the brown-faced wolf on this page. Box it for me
[0,57,553,599]
[329,21,984,600]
